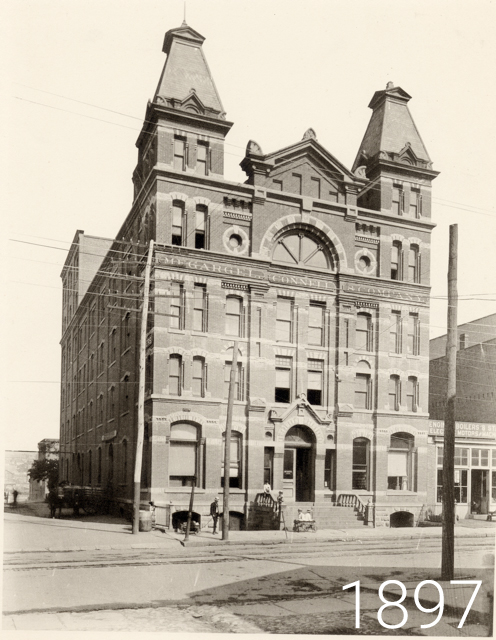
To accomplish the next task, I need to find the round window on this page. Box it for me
[229,234,242,248]
[358,255,371,270]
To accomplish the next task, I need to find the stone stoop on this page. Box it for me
[283,504,366,530]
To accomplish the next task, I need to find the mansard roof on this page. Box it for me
[153,22,225,119]
[352,83,433,172]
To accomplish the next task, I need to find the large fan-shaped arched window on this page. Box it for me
[273,232,330,269]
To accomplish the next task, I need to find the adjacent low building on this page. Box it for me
[428,313,496,517]
[59,21,439,528]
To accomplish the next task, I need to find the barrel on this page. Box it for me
[139,510,152,532]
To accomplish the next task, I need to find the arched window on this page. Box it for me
[391,241,403,280]
[169,423,201,487]
[221,431,242,489]
[355,361,372,410]
[273,231,331,270]
[408,245,420,283]
[172,201,184,246]
[406,376,419,412]
[192,357,206,397]
[226,296,243,337]
[195,205,207,249]
[388,375,401,411]
[356,313,372,351]
[352,438,370,490]
[168,355,182,396]
[388,432,416,491]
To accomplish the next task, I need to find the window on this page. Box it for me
[409,189,422,218]
[192,357,206,397]
[356,312,372,351]
[276,297,293,342]
[389,375,400,411]
[169,423,200,487]
[406,376,418,412]
[89,353,95,381]
[275,356,292,403]
[273,179,283,191]
[390,311,402,354]
[307,359,323,405]
[308,303,324,346]
[98,342,105,375]
[459,333,468,350]
[170,282,184,329]
[98,395,103,425]
[173,137,187,171]
[197,142,209,176]
[223,361,243,401]
[97,447,102,484]
[273,231,329,269]
[352,438,370,490]
[221,431,242,488]
[226,296,242,337]
[392,186,404,215]
[388,432,415,491]
[109,386,115,419]
[195,205,207,249]
[193,284,207,332]
[455,448,469,466]
[391,241,402,280]
[123,375,130,413]
[354,363,371,410]
[437,469,468,504]
[168,355,182,396]
[171,201,184,245]
[407,313,420,355]
[264,447,274,486]
[471,449,489,467]
[408,245,420,283]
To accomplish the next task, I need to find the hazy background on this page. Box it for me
[3,0,495,451]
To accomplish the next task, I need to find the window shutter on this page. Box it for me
[399,248,404,280]
[205,293,209,332]
[204,363,208,391]
[418,194,423,216]
[418,253,422,284]
[207,147,212,175]
[398,381,402,409]
[241,366,245,401]
[241,304,246,338]
[184,143,189,170]
[163,133,174,165]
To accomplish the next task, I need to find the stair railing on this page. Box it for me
[336,493,367,515]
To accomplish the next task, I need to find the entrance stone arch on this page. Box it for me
[283,425,316,502]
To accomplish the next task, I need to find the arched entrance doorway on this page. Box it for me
[283,426,316,502]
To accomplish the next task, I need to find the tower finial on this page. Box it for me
[182,1,187,26]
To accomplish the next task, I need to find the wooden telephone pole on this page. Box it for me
[222,341,239,541]
[132,240,154,535]
[441,225,457,579]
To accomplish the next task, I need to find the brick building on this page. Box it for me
[60,22,438,528]
[428,314,496,517]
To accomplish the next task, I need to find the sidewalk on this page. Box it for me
[4,502,496,554]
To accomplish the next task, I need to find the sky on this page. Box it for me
[2,0,496,451]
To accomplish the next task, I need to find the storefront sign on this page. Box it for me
[428,420,496,440]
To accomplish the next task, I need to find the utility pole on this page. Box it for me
[132,240,154,535]
[222,340,239,541]
[441,224,457,579]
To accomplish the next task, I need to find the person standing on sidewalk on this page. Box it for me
[210,497,220,534]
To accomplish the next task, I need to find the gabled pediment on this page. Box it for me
[269,393,333,425]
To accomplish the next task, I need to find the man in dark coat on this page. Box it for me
[210,496,220,534]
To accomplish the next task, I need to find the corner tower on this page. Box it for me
[132,22,233,208]
[353,82,438,218]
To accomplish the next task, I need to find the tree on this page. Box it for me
[28,459,59,491]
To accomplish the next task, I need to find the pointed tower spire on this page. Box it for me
[353,83,438,216]
[154,23,226,119]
